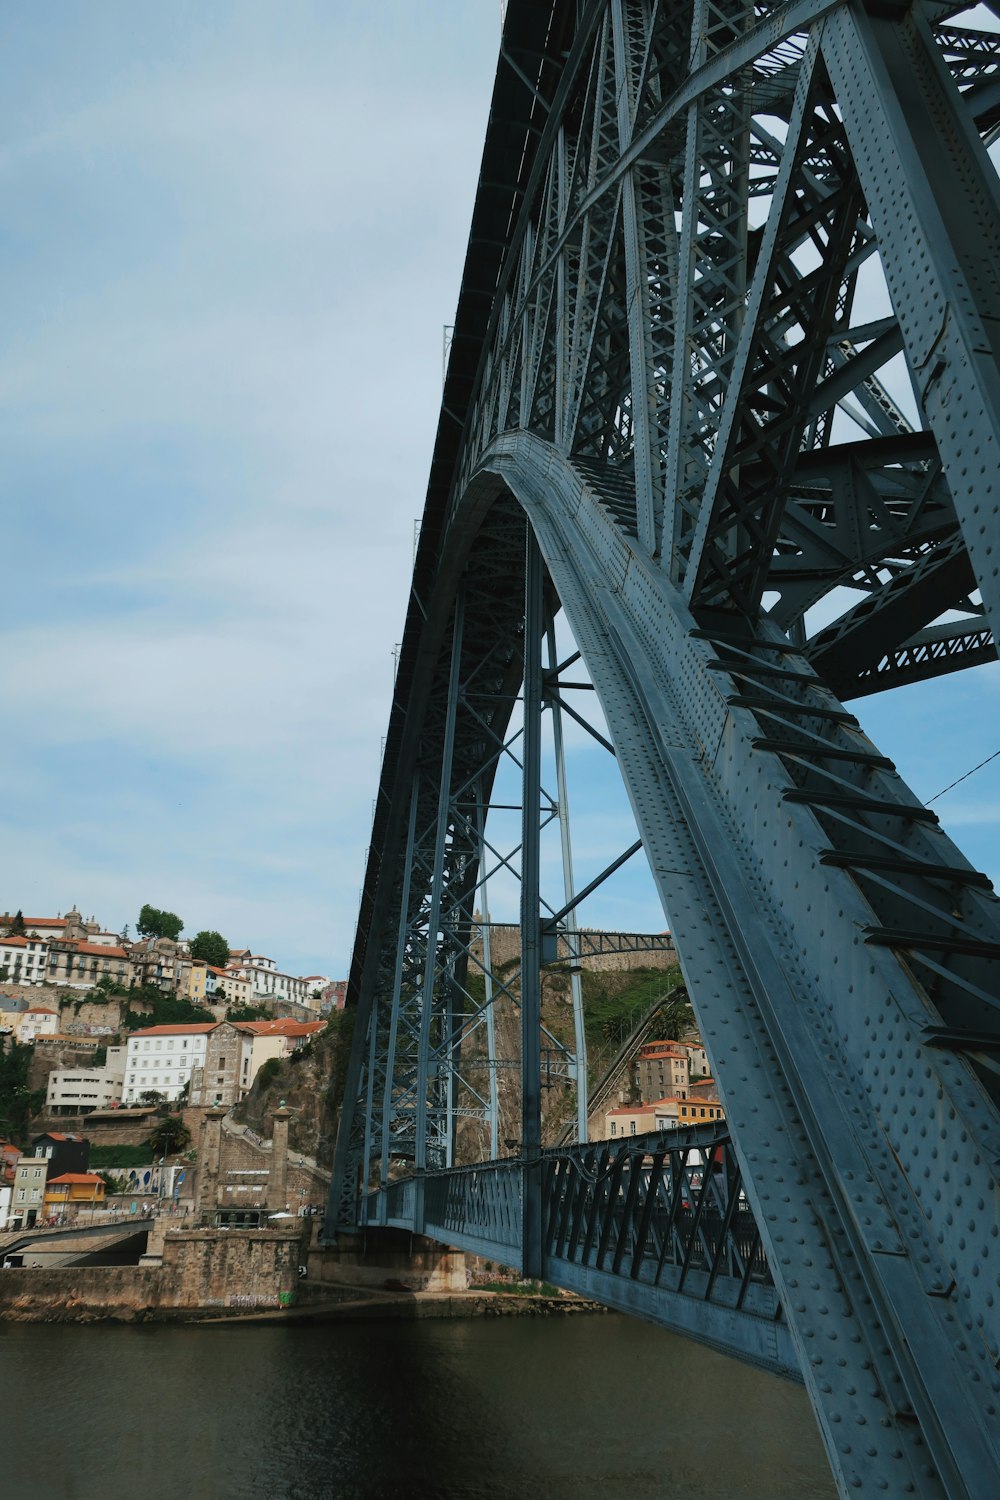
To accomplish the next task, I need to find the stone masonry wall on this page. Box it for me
[470,924,676,974]
[0,1226,304,1319]
[308,1229,467,1293]
[0,987,128,1033]
[217,1129,328,1211]
[160,1226,302,1309]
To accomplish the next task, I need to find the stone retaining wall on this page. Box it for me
[218,1131,328,1212]
[470,923,676,974]
[0,1225,304,1320]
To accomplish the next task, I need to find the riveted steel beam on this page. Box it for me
[331,5,1000,1493]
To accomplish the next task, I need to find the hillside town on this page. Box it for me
[603,1037,724,1138]
[0,904,344,1015]
[0,902,726,1236]
[0,903,347,1232]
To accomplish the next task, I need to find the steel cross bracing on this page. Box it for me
[329,2,1000,1495]
[363,1123,799,1377]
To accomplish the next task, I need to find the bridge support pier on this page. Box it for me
[307,1227,467,1295]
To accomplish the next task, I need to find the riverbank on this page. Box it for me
[0,1281,608,1324]
[190,1286,610,1325]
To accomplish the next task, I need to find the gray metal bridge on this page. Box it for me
[327,3,1000,1494]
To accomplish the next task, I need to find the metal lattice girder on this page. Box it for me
[821,4,1000,645]
[330,2,1000,1493]
[478,436,1000,1497]
[363,1124,799,1378]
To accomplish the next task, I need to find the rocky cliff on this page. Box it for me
[232,1010,354,1168]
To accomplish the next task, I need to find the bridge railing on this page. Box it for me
[360,1124,780,1326]
[539,1129,775,1319]
[358,1125,793,1370]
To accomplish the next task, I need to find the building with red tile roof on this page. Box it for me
[637,1040,692,1102]
[44,1172,106,1215]
[604,1092,726,1139]
[191,1018,326,1107]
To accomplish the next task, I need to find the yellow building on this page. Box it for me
[44,1173,106,1216]
[676,1098,725,1126]
[180,959,208,1004]
[605,1094,726,1139]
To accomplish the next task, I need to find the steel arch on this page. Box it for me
[329,2,1000,1495]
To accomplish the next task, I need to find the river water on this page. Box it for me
[3,1313,835,1500]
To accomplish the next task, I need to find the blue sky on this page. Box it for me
[1,3,997,978]
[0,3,502,975]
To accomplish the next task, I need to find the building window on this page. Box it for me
[630,1120,637,1135]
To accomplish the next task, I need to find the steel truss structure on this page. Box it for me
[329,2,1000,1495]
[365,1124,799,1377]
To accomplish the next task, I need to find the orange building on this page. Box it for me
[44,1173,106,1216]
[676,1098,725,1126]
[605,1094,726,1139]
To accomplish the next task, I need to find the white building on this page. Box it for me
[46,1066,124,1116]
[122,1023,216,1103]
[0,935,50,985]
[19,917,69,941]
[207,966,253,1006]
[677,1040,710,1076]
[87,931,126,948]
[226,954,310,1007]
[189,1018,325,1106]
[16,1008,60,1044]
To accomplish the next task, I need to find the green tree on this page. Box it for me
[189,930,229,968]
[147,1118,192,1158]
[121,990,206,1031]
[97,1170,130,1197]
[139,1089,166,1105]
[225,1003,270,1022]
[657,992,696,1043]
[137,904,183,941]
[93,973,127,999]
[0,1043,46,1144]
[8,909,26,937]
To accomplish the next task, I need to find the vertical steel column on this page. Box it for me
[414,592,465,1206]
[360,990,381,1221]
[475,783,500,1160]
[612,0,658,556]
[546,620,589,1144]
[521,527,544,1280]
[444,949,458,1169]
[553,124,569,450]
[379,777,420,1187]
